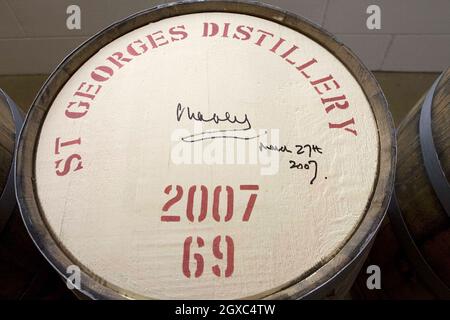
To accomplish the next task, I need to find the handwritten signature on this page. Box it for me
[176,103,266,142]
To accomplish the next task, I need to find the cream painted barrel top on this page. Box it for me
[28,8,382,300]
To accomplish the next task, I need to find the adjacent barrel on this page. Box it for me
[352,68,449,299]
[0,90,73,300]
[15,1,395,299]
[0,89,19,225]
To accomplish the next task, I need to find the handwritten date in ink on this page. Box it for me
[259,143,322,157]
[294,144,322,157]
[289,160,318,184]
[260,142,323,184]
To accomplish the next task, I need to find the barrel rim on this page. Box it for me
[0,91,15,198]
[0,89,22,233]
[392,68,450,295]
[15,0,396,300]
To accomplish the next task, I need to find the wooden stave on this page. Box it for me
[14,0,396,300]
[0,207,76,300]
[352,69,450,299]
[0,90,15,204]
[396,69,449,242]
[0,89,21,233]
[0,90,74,300]
[352,216,449,300]
[394,68,450,291]
[351,217,438,300]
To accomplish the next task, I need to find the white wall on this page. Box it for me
[0,0,448,74]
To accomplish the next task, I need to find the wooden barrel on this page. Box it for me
[15,1,395,299]
[352,68,449,299]
[0,90,74,300]
[0,89,20,227]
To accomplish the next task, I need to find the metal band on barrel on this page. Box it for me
[419,73,450,217]
[389,73,450,298]
[389,192,450,298]
[0,89,24,233]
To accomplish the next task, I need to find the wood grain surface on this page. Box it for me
[353,68,449,299]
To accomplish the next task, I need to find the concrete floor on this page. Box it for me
[0,71,440,126]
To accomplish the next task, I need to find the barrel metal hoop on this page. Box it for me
[388,192,450,298]
[0,89,24,233]
[419,73,450,218]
